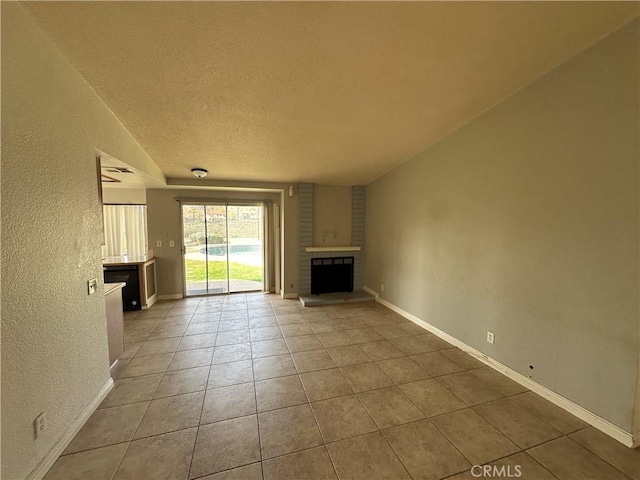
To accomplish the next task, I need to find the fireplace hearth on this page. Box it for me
[311,256,354,295]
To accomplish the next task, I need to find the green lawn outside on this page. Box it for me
[185,259,262,282]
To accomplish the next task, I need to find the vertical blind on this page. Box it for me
[103,205,148,257]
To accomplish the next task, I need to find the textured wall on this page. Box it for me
[1,4,163,478]
[366,19,639,432]
[313,185,352,246]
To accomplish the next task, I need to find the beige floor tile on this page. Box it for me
[399,378,466,417]
[326,431,410,480]
[374,325,411,340]
[249,316,278,328]
[292,349,337,373]
[376,357,430,384]
[382,419,471,480]
[114,428,196,480]
[469,367,528,396]
[528,436,628,480]
[474,398,562,449]
[359,340,405,361]
[253,353,297,381]
[388,336,434,355]
[161,315,193,327]
[154,366,209,398]
[148,324,188,340]
[280,323,314,337]
[137,309,168,319]
[111,359,131,379]
[443,471,481,480]
[345,327,385,344]
[285,334,324,353]
[168,347,213,371]
[308,320,342,333]
[431,408,519,464]
[300,368,353,402]
[440,348,486,370]
[511,392,588,434]
[317,331,355,348]
[263,446,337,480]
[135,391,204,439]
[409,351,467,377]
[218,320,249,332]
[340,362,393,392]
[101,374,163,408]
[215,329,251,346]
[249,307,276,319]
[190,415,261,478]
[417,334,453,351]
[119,342,143,359]
[208,360,254,389]
[326,345,372,367]
[437,371,504,406]
[211,340,246,359]
[255,375,308,412]
[277,313,307,325]
[250,326,283,342]
[251,338,289,358]
[135,338,181,357]
[488,452,556,480]
[570,427,640,480]
[357,386,425,429]
[178,333,217,351]
[44,443,129,480]
[311,394,378,442]
[184,322,219,336]
[64,402,149,454]
[202,382,257,424]
[120,353,174,378]
[126,319,162,331]
[198,463,263,480]
[258,404,323,459]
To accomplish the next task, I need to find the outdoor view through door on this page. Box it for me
[182,204,264,295]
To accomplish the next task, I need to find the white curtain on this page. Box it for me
[103,205,148,257]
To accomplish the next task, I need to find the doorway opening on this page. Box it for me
[181,203,264,296]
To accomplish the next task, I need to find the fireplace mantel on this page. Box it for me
[305,246,362,252]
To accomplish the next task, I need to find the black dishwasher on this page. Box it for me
[103,265,141,311]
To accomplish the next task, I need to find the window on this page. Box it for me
[102,205,148,257]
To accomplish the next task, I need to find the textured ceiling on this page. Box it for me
[25,2,638,185]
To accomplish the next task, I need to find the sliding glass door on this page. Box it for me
[182,203,263,296]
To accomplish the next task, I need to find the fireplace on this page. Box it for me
[311,256,354,295]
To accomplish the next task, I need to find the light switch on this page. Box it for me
[169,241,175,247]
[87,278,98,295]
[156,240,162,247]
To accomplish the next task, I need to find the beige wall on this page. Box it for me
[313,185,352,246]
[146,188,290,296]
[366,19,639,432]
[102,187,147,205]
[1,4,164,478]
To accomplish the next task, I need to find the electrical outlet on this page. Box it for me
[487,331,495,344]
[34,412,46,438]
[87,278,98,295]
[156,240,162,248]
[380,283,385,292]
[169,241,175,247]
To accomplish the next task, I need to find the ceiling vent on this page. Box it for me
[103,166,135,174]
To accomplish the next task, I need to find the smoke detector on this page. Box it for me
[191,168,208,178]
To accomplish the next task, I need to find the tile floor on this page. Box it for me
[44,294,639,480]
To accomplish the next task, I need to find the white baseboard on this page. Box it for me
[367,286,636,448]
[27,378,115,480]
[282,292,299,299]
[157,294,184,301]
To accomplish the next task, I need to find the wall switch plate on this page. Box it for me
[169,241,175,247]
[380,283,385,292]
[34,412,46,438]
[156,240,162,247]
[487,331,495,344]
[87,278,98,295]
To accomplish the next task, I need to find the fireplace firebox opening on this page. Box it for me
[311,256,354,295]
